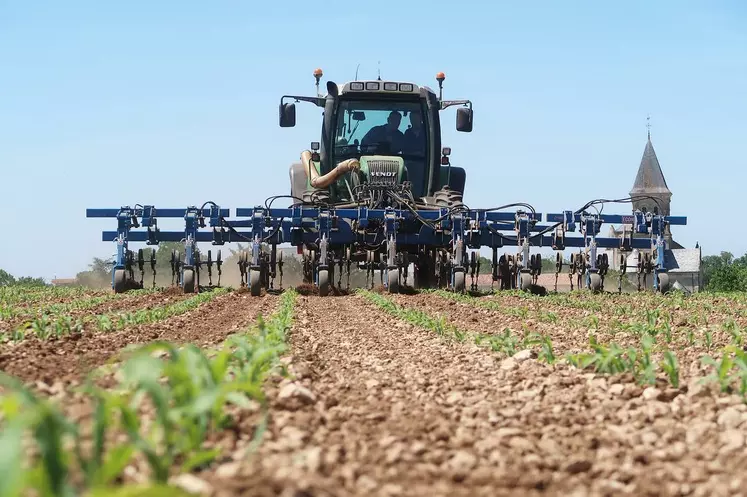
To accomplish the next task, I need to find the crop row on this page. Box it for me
[359,290,747,400]
[1,289,228,343]
[0,289,297,497]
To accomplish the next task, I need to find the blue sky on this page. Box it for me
[1,1,745,280]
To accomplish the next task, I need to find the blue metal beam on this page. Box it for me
[87,208,230,218]
[545,212,687,225]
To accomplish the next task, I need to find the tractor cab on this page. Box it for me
[280,70,473,207]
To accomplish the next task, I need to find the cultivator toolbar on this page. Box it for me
[86,69,689,297]
[86,201,686,296]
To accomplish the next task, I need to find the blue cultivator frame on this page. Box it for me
[87,201,686,296]
[86,204,236,293]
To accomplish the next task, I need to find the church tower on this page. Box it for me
[629,124,672,216]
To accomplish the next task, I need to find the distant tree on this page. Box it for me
[701,251,740,288]
[0,269,16,286]
[15,276,47,287]
[707,264,747,292]
[0,269,46,287]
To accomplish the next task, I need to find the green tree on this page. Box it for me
[707,264,747,292]
[0,269,16,286]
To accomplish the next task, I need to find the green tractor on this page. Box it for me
[278,69,475,293]
[282,69,473,208]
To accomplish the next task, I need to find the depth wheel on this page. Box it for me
[453,271,466,293]
[387,269,400,293]
[249,269,261,296]
[183,269,195,293]
[113,269,127,294]
[657,272,670,293]
[590,273,603,293]
[520,273,532,291]
[318,269,330,297]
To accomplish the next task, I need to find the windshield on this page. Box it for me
[333,99,429,196]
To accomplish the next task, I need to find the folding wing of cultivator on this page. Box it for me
[86,69,688,296]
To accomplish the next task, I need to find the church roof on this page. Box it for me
[630,134,671,196]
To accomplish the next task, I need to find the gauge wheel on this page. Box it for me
[318,268,330,296]
[113,269,127,294]
[183,268,195,293]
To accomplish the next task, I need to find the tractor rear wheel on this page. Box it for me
[113,269,126,294]
[183,269,196,293]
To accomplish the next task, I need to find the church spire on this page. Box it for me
[630,118,670,196]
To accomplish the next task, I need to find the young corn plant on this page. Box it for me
[700,354,734,393]
[659,350,680,388]
[0,289,297,495]
[358,290,468,342]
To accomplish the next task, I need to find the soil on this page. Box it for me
[5,288,747,497]
[0,289,193,333]
[0,291,280,384]
[196,294,747,497]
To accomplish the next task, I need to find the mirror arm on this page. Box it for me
[440,99,472,110]
[281,95,326,108]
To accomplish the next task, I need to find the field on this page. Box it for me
[2,284,747,497]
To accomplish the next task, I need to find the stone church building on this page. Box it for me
[606,131,702,292]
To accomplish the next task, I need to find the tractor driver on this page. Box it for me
[360,110,405,154]
[403,109,425,155]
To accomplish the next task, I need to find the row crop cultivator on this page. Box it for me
[87,70,687,296]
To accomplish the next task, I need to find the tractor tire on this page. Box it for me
[433,186,464,208]
[590,273,603,293]
[318,269,330,296]
[249,269,261,296]
[113,269,127,294]
[453,270,466,293]
[183,269,196,294]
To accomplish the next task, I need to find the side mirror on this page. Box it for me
[456,107,473,133]
[279,102,296,128]
[352,111,366,121]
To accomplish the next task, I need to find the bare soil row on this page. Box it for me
[194,293,747,497]
[0,291,280,385]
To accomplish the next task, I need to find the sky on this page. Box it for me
[1,1,746,280]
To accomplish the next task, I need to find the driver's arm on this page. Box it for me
[360,125,380,146]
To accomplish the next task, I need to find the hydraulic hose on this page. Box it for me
[300,150,360,189]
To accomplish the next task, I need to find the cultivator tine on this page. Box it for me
[337,250,344,289]
[468,251,479,292]
[137,248,145,288]
[491,248,498,292]
[618,252,627,294]
[206,249,213,286]
[170,249,179,286]
[345,247,352,290]
[150,249,157,288]
[195,249,201,288]
[277,250,283,289]
[269,244,278,290]
[238,250,248,287]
